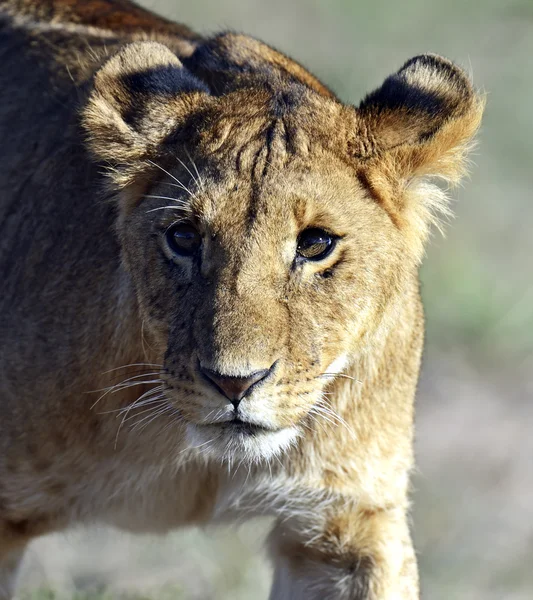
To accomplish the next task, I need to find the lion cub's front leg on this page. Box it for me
[268,503,418,600]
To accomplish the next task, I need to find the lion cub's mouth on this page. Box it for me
[202,417,277,437]
[186,416,300,461]
[225,417,274,436]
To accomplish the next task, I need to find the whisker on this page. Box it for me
[119,384,165,406]
[140,319,151,360]
[159,409,184,435]
[313,397,357,442]
[121,394,167,411]
[98,393,165,416]
[145,205,190,214]
[101,363,163,374]
[173,152,200,191]
[179,435,213,455]
[144,195,190,204]
[162,182,197,192]
[93,372,162,392]
[109,386,166,416]
[317,372,361,382]
[309,406,338,429]
[184,148,204,191]
[90,374,163,410]
[104,369,164,379]
[297,417,316,434]
[120,397,168,422]
[115,385,164,438]
[113,379,163,387]
[305,411,326,430]
[197,440,217,458]
[297,394,328,436]
[100,379,163,401]
[146,159,194,196]
[90,370,164,393]
[130,403,174,432]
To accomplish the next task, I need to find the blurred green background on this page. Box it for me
[18,0,533,599]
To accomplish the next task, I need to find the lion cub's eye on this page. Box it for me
[166,222,202,257]
[296,228,336,261]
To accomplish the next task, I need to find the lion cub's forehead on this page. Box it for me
[191,151,363,246]
[187,91,360,229]
[197,86,356,168]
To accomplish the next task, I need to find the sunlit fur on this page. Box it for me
[0,2,483,599]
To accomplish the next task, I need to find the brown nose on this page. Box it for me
[200,365,272,407]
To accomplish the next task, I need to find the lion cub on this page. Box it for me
[0,1,483,598]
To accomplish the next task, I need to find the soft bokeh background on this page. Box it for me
[18,0,533,598]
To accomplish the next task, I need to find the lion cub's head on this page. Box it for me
[83,36,483,461]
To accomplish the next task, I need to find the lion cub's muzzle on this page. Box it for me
[195,359,280,436]
[198,361,275,409]
[181,359,300,461]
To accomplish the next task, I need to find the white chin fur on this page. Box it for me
[185,423,300,463]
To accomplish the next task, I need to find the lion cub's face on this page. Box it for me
[83,42,483,461]
[124,145,400,461]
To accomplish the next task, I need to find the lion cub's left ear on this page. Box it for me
[353,54,485,259]
[82,42,211,187]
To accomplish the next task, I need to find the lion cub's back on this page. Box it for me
[0,11,130,414]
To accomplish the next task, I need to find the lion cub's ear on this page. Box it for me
[82,42,210,187]
[353,55,485,259]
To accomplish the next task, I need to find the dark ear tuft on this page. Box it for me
[353,54,485,260]
[82,42,210,186]
[362,54,472,117]
[120,64,209,100]
[356,54,483,157]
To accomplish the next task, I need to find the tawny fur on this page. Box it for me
[0,1,484,598]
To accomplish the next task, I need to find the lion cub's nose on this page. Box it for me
[200,365,272,407]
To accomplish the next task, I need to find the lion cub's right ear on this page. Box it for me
[82,42,210,187]
[352,54,484,260]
